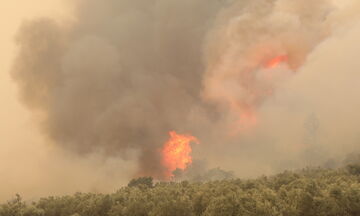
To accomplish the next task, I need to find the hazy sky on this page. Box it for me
[0,0,65,199]
[0,0,131,202]
[0,0,71,152]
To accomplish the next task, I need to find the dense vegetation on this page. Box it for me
[1,165,360,216]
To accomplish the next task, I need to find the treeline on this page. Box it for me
[1,165,360,216]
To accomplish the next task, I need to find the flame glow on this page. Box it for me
[266,55,288,68]
[162,131,199,179]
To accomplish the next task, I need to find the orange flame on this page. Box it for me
[266,55,288,68]
[162,131,199,179]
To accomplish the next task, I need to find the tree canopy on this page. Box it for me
[1,166,360,216]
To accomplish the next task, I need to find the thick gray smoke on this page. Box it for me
[12,0,227,179]
[11,0,360,181]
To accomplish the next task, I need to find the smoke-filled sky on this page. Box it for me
[1,0,360,201]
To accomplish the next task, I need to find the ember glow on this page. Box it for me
[239,111,258,129]
[162,131,199,179]
[266,55,288,68]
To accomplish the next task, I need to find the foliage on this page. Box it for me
[2,166,360,216]
[128,177,154,188]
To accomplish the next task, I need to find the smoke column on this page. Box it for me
[11,0,360,181]
[11,0,227,179]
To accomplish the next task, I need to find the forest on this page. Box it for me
[1,164,360,216]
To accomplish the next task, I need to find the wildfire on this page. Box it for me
[265,55,288,68]
[162,131,199,179]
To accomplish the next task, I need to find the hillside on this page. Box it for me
[1,165,360,216]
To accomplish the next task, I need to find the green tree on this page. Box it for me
[128,177,154,188]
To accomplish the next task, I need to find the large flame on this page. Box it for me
[265,55,288,69]
[162,131,199,179]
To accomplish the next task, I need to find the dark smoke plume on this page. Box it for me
[11,0,227,179]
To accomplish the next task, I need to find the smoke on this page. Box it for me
[11,0,227,179]
[202,0,332,131]
[10,0,360,184]
[199,0,360,176]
